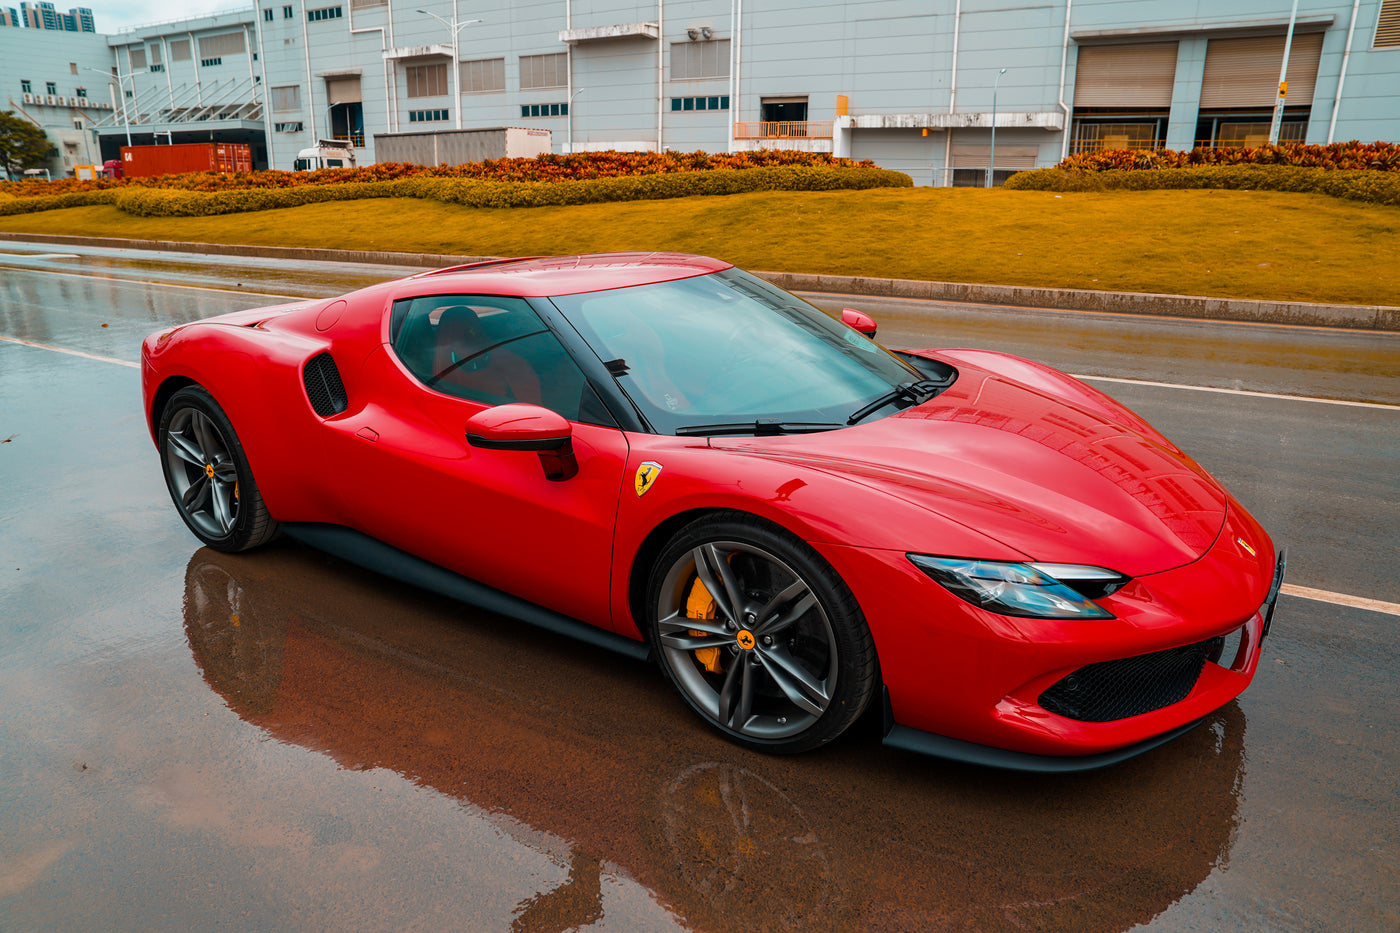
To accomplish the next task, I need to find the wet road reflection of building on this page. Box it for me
[184,543,1248,933]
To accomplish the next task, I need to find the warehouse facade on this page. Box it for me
[7,0,1400,181]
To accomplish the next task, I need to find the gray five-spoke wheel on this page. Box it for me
[655,538,841,742]
[164,406,242,539]
[158,385,278,553]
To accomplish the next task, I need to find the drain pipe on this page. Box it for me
[1328,0,1362,143]
[656,0,664,152]
[943,0,959,186]
[1057,0,1073,161]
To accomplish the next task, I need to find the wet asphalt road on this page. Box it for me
[2,243,1398,932]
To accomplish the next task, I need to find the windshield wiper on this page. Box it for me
[846,379,946,425]
[675,420,845,437]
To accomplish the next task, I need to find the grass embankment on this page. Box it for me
[2,186,1397,306]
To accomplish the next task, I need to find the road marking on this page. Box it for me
[0,334,139,368]
[1281,584,1400,617]
[0,251,80,260]
[0,265,302,300]
[1075,374,1399,411]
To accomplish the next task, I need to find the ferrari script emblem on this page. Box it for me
[634,461,663,497]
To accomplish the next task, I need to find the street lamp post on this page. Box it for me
[416,9,480,131]
[567,87,585,154]
[988,66,1007,188]
[84,64,144,148]
[1268,0,1300,145]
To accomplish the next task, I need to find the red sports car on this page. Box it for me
[142,252,1284,771]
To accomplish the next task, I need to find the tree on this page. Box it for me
[0,110,57,179]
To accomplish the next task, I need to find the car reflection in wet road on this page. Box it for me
[186,543,1247,933]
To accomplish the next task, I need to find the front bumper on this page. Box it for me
[824,506,1283,764]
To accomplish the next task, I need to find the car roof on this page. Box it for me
[407,252,732,297]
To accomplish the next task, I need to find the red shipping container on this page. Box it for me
[119,142,253,178]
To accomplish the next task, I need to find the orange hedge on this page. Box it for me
[0,149,878,198]
[1057,141,1400,173]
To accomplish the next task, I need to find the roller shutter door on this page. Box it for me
[1073,42,1178,108]
[1200,33,1323,108]
[326,77,362,104]
[951,140,1039,169]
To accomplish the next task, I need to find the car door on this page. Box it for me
[321,293,630,633]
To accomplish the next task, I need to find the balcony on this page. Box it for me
[733,121,834,140]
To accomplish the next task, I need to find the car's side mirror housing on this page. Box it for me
[841,308,878,338]
[465,404,578,481]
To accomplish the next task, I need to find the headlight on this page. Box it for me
[908,555,1126,620]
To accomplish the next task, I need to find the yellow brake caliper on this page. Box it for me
[686,576,725,674]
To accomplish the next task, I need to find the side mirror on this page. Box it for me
[841,308,878,338]
[465,404,578,481]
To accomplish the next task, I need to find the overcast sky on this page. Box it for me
[92,0,250,34]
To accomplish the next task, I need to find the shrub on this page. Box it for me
[0,188,120,215]
[1053,141,1400,173]
[1004,164,1400,207]
[112,166,912,217]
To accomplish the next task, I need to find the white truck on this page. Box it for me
[293,140,357,171]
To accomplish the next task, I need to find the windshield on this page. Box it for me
[550,268,922,435]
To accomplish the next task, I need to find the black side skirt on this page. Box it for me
[282,522,652,662]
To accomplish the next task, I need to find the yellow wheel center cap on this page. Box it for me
[735,629,756,651]
[205,463,216,479]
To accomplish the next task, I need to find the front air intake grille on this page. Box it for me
[303,352,348,417]
[1039,638,1217,723]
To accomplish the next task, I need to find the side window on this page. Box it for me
[389,295,604,423]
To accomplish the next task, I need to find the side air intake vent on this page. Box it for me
[303,352,348,417]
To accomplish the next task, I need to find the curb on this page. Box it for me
[5,231,1397,332]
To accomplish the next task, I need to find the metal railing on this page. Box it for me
[733,121,834,140]
[333,132,367,148]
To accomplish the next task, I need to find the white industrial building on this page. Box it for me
[3,0,1399,183]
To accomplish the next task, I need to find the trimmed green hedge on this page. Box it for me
[0,189,120,215]
[111,166,912,217]
[1004,164,1400,207]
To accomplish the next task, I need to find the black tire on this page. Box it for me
[158,385,280,553]
[645,512,878,754]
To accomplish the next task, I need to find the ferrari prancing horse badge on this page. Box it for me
[635,461,663,497]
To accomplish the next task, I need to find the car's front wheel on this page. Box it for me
[159,385,279,553]
[647,513,878,753]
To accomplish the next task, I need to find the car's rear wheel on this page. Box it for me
[159,385,279,553]
[647,513,878,754]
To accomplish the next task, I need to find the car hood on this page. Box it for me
[711,370,1227,577]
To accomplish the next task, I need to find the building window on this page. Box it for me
[1376,0,1400,48]
[74,119,83,129]
[283,5,293,17]
[408,108,449,122]
[1071,117,1167,154]
[274,121,304,132]
[671,39,730,80]
[128,47,146,69]
[263,7,273,20]
[307,6,342,22]
[69,61,78,75]
[170,38,191,61]
[21,80,31,93]
[150,64,164,72]
[271,85,300,112]
[760,97,807,122]
[406,62,448,98]
[519,52,566,90]
[460,57,505,93]
[46,81,57,95]
[75,86,86,97]
[350,0,387,8]
[201,58,223,67]
[671,95,729,112]
[520,102,567,118]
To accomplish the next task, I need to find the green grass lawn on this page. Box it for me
[3,186,1397,306]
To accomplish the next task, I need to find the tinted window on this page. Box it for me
[390,294,597,421]
[551,268,919,434]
